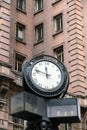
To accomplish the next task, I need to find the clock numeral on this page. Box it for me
[35,67,38,70]
[45,62,49,65]
[33,78,38,83]
[52,64,54,67]
[52,85,55,88]
[56,69,59,71]
[39,62,43,66]
[45,86,48,89]
[32,73,36,76]
[56,81,59,85]
[38,83,42,87]
[56,69,58,72]
[58,74,61,78]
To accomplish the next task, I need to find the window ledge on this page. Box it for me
[52,0,61,6]
[11,69,22,76]
[16,38,26,45]
[34,39,44,46]
[52,30,63,37]
[34,9,43,15]
[16,7,27,14]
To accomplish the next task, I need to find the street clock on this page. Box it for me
[22,55,69,98]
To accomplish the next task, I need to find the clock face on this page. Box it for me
[31,61,62,91]
[22,55,69,98]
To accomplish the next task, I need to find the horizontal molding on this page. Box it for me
[70,80,86,87]
[67,0,82,9]
[0,60,12,68]
[68,35,83,43]
[72,85,86,90]
[2,0,10,9]
[68,14,83,23]
[67,5,82,14]
[73,90,85,95]
[66,91,87,99]
[69,64,85,73]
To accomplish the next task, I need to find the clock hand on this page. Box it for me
[35,69,46,75]
[35,69,51,77]
[45,67,48,78]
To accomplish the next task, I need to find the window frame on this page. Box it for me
[13,117,24,125]
[54,45,64,63]
[52,0,61,6]
[53,13,63,35]
[17,0,26,12]
[14,53,26,72]
[65,123,72,130]
[35,23,44,43]
[34,0,43,13]
[16,22,25,43]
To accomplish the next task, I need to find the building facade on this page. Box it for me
[0,0,87,129]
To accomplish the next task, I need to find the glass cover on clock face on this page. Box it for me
[31,61,62,90]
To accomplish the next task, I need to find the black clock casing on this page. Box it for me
[22,55,69,98]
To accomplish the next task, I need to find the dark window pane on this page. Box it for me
[17,0,26,11]
[54,46,64,62]
[15,53,25,72]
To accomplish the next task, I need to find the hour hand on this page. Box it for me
[35,69,51,77]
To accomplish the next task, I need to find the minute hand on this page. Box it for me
[35,69,51,76]
[45,67,48,78]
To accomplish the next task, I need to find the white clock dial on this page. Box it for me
[31,61,62,90]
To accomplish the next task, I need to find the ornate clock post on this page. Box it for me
[9,55,81,130]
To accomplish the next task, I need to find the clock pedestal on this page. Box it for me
[9,91,81,129]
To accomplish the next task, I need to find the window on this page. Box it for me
[54,46,64,62]
[54,13,63,33]
[13,117,24,125]
[65,123,72,130]
[55,0,61,2]
[0,119,4,125]
[17,0,26,11]
[35,0,43,12]
[15,53,25,72]
[52,0,61,6]
[16,22,25,42]
[35,23,43,43]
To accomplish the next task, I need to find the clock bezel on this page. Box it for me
[22,55,69,98]
[29,60,64,93]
